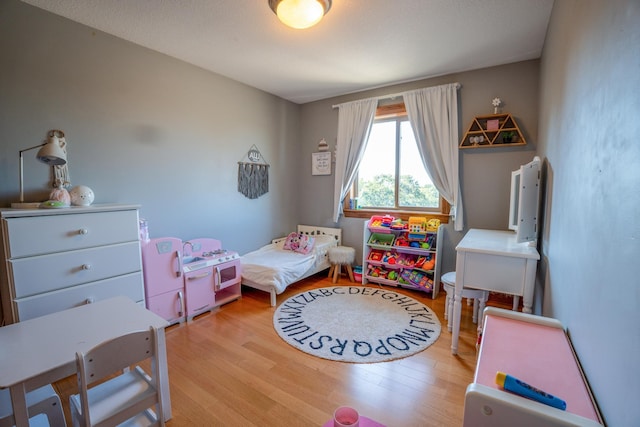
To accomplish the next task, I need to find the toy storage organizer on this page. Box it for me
[362,216,443,298]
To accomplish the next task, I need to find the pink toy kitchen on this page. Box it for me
[141,237,241,324]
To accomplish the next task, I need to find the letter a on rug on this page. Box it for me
[273,286,441,363]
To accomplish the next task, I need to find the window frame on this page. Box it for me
[342,103,450,223]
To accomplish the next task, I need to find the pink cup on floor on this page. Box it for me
[334,406,359,427]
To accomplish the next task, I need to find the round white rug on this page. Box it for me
[273,286,441,363]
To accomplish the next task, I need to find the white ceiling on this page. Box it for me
[22,0,554,104]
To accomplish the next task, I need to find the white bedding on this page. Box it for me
[241,235,335,295]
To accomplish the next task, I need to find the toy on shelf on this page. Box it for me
[368,215,396,233]
[426,218,441,231]
[382,251,398,264]
[367,264,393,280]
[390,221,406,230]
[400,269,434,291]
[421,256,436,271]
[367,250,384,262]
[367,233,395,247]
[408,217,427,233]
[426,233,436,249]
[397,253,418,267]
[394,236,410,247]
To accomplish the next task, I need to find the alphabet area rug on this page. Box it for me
[273,286,441,363]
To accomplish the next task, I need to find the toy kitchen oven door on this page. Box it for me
[181,238,242,320]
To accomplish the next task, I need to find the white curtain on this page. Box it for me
[403,83,464,230]
[333,98,378,222]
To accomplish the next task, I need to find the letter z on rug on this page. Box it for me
[273,286,441,363]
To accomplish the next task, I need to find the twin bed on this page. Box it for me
[240,225,342,306]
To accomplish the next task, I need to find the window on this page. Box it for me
[345,103,449,222]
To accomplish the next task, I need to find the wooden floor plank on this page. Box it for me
[54,273,512,426]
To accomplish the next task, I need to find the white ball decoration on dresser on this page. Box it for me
[69,185,95,206]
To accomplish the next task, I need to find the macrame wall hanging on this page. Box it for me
[238,145,269,199]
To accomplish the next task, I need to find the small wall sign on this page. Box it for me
[312,152,332,175]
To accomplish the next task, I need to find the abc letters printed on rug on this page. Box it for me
[273,286,441,363]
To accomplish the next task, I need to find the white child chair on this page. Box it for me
[0,384,66,427]
[442,272,489,333]
[69,326,165,427]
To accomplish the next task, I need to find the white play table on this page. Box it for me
[0,296,171,426]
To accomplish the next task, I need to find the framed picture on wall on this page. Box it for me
[312,152,332,175]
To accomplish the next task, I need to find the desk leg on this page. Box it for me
[522,259,537,314]
[451,287,463,355]
[451,253,466,355]
[156,327,173,421]
[10,384,29,427]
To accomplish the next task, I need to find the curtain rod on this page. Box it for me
[331,82,461,109]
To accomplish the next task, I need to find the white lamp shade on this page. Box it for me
[36,136,67,165]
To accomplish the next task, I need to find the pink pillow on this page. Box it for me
[282,232,315,254]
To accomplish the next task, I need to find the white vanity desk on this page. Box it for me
[452,228,539,355]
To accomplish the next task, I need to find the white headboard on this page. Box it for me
[297,225,342,246]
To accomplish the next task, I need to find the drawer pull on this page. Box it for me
[82,264,92,270]
[85,297,94,304]
[78,228,89,235]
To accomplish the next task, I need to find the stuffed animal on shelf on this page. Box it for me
[426,218,441,231]
[421,257,435,271]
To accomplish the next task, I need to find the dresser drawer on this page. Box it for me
[3,209,139,258]
[10,241,142,298]
[13,272,144,322]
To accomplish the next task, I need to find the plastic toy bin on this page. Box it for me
[367,233,395,247]
[368,215,395,233]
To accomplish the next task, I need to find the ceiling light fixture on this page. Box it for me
[268,0,332,29]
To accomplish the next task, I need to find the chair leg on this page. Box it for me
[472,298,479,324]
[328,264,335,278]
[447,294,454,332]
[444,293,450,320]
[346,264,355,282]
[332,264,341,283]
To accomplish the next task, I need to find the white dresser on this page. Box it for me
[0,204,145,324]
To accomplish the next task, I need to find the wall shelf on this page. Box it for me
[459,113,527,149]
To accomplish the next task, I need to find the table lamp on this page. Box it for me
[11,130,68,209]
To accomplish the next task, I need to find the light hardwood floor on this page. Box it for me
[54,274,512,426]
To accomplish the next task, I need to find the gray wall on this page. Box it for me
[2,0,639,424]
[0,0,300,254]
[299,60,540,274]
[536,1,640,425]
